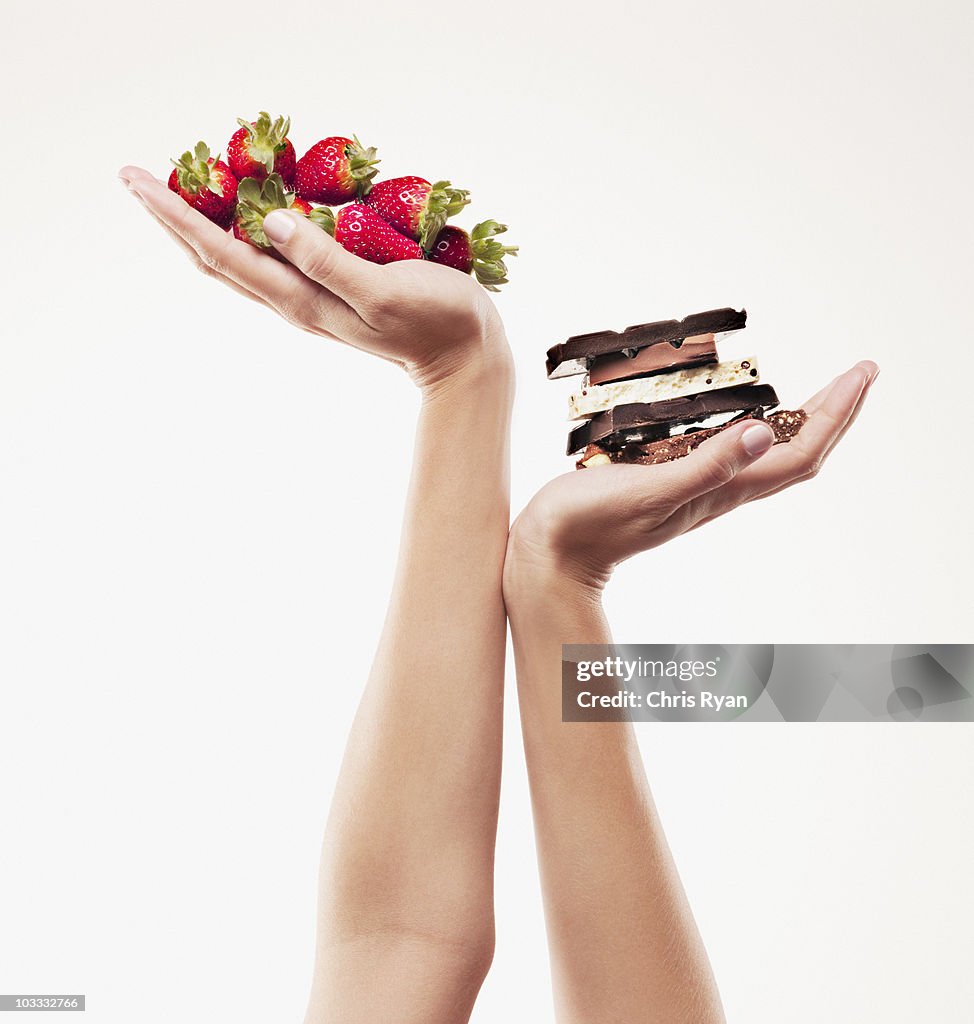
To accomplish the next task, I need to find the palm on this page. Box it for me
[119,165,501,377]
[513,362,877,571]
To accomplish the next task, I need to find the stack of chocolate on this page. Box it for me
[545,308,807,468]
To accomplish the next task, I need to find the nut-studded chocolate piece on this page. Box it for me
[576,409,808,469]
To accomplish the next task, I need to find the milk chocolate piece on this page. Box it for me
[576,409,807,468]
[569,357,760,419]
[546,307,746,379]
[566,384,780,454]
[589,333,718,385]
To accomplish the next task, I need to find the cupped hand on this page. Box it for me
[118,166,508,390]
[505,361,878,594]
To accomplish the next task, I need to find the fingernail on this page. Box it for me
[741,423,775,456]
[263,210,295,244]
[854,359,880,384]
[118,173,131,187]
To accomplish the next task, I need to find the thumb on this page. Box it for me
[649,418,776,507]
[263,208,377,306]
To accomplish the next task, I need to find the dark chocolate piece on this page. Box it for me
[566,384,780,454]
[576,409,807,468]
[546,307,747,379]
[589,332,718,385]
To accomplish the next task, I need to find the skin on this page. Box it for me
[120,165,512,1022]
[503,364,877,1023]
[120,163,875,1023]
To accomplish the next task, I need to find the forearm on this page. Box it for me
[507,559,725,1024]
[313,344,513,975]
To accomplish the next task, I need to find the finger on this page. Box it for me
[120,167,363,340]
[118,165,151,188]
[722,361,872,497]
[624,417,777,515]
[815,360,878,462]
[123,180,273,311]
[123,169,312,297]
[685,362,876,530]
[262,209,383,309]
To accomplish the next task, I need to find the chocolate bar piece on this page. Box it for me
[569,357,760,419]
[546,307,746,379]
[589,332,718,385]
[576,409,808,468]
[566,384,780,454]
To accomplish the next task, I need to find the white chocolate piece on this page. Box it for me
[568,357,760,419]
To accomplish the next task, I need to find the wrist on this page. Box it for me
[503,523,609,619]
[418,339,514,405]
[412,307,514,401]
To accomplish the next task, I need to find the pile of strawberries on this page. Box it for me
[167,112,517,291]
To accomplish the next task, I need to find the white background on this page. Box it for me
[1,0,972,1021]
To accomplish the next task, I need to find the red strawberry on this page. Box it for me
[426,221,518,291]
[227,111,296,186]
[168,142,238,228]
[232,173,331,255]
[364,176,470,249]
[294,136,380,205]
[322,204,424,265]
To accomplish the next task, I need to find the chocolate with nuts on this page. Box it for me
[549,306,807,470]
[576,409,808,468]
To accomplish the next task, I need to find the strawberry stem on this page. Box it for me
[171,141,224,197]
[237,111,291,173]
[469,220,518,292]
[309,206,335,236]
[235,172,329,248]
[346,136,381,198]
[418,181,471,250]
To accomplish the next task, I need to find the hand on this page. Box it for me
[504,361,878,595]
[118,166,510,391]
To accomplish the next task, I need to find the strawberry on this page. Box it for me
[318,204,423,265]
[168,142,238,228]
[364,176,470,249]
[294,136,380,205]
[232,173,331,255]
[426,221,518,291]
[227,111,296,186]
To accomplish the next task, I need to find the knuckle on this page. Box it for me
[190,253,215,278]
[803,456,823,480]
[302,243,339,284]
[172,201,196,234]
[278,281,318,330]
[701,452,738,489]
[309,294,343,333]
[660,501,695,537]
[197,247,227,276]
[276,297,309,330]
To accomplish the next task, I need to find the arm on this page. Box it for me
[504,364,878,1024]
[307,354,513,1023]
[505,575,724,1023]
[119,168,513,1023]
